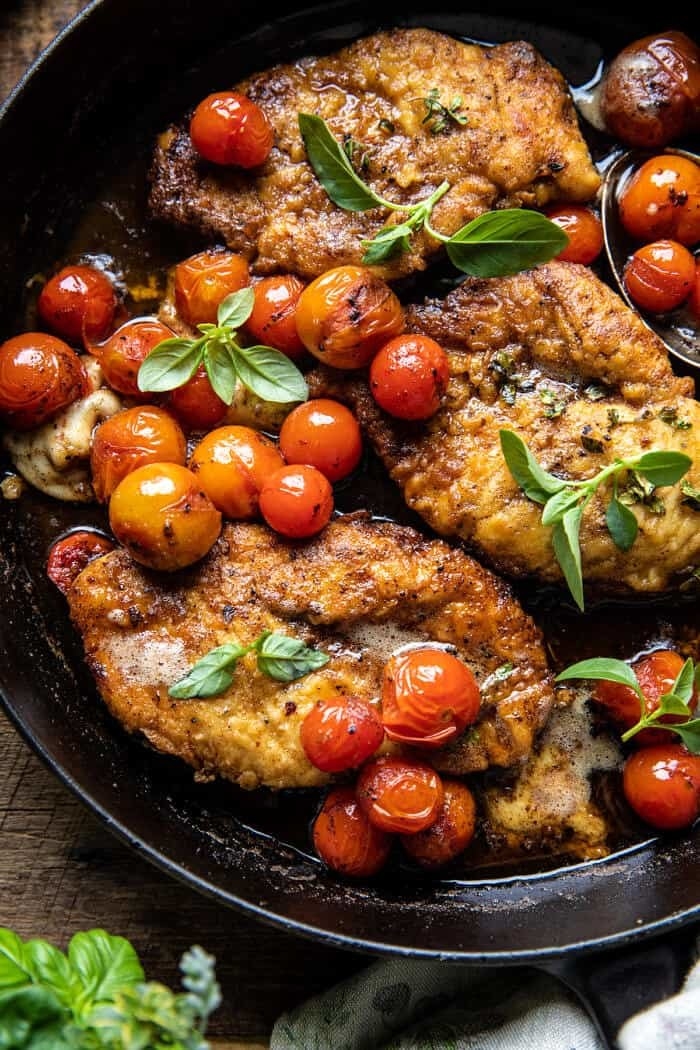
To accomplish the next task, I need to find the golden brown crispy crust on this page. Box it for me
[148,28,600,281]
[66,515,554,790]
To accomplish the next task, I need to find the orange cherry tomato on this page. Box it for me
[300,696,385,773]
[295,265,405,370]
[168,366,228,431]
[90,405,187,503]
[174,249,250,327]
[544,204,604,265]
[97,318,174,398]
[108,461,221,572]
[46,529,115,595]
[380,646,481,749]
[189,424,284,519]
[594,648,697,747]
[246,275,307,360]
[369,334,450,421]
[618,154,700,246]
[312,786,392,878]
[189,91,274,169]
[0,332,87,431]
[258,463,334,538]
[400,779,477,869]
[278,398,363,483]
[37,264,118,346]
[623,744,700,830]
[622,239,695,313]
[356,754,444,835]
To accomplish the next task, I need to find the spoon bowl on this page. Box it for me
[600,147,700,371]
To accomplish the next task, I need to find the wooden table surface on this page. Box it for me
[0,3,372,1045]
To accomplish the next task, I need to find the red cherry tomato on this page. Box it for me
[246,275,307,360]
[312,786,392,878]
[258,464,334,538]
[168,366,227,431]
[369,334,449,421]
[594,649,697,747]
[400,779,477,869]
[90,405,187,503]
[618,154,700,246]
[97,318,174,398]
[356,755,444,835]
[623,239,696,313]
[37,264,118,346]
[189,91,274,169]
[544,204,604,265]
[0,332,87,431]
[278,399,363,483]
[46,530,115,595]
[174,249,250,327]
[623,744,700,830]
[380,646,481,749]
[300,696,385,773]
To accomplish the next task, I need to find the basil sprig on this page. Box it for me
[298,113,568,271]
[169,629,329,699]
[556,656,700,753]
[499,428,692,611]
[137,287,308,405]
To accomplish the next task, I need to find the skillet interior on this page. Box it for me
[0,0,698,961]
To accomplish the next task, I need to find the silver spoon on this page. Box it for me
[599,146,700,371]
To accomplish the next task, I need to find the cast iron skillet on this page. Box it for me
[0,2,698,1044]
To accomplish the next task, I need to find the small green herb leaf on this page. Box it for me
[203,339,238,405]
[541,488,582,526]
[605,497,638,551]
[670,657,696,706]
[254,632,330,682]
[669,720,700,754]
[499,429,566,503]
[555,657,644,699]
[298,113,387,212]
[68,930,143,1010]
[168,643,248,700]
[552,506,584,611]
[634,450,692,488]
[361,222,414,264]
[233,345,309,404]
[446,209,569,277]
[681,479,700,510]
[136,337,203,393]
[217,287,254,328]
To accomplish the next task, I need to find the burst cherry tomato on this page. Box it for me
[189,91,274,169]
[108,461,221,572]
[97,318,174,398]
[246,275,307,360]
[189,424,284,519]
[544,204,604,265]
[369,335,449,421]
[356,755,444,835]
[400,779,477,869]
[174,249,250,327]
[168,366,228,431]
[259,464,334,538]
[623,239,695,313]
[37,264,118,346]
[278,399,363,483]
[46,530,115,595]
[312,786,392,878]
[380,646,481,749]
[618,154,700,246]
[295,265,405,370]
[300,696,385,773]
[622,744,700,830]
[90,405,187,503]
[0,332,87,431]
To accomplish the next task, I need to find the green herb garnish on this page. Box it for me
[499,428,692,610]
[298,113,568,271]
[419,88,468,133]
[137,287,308,405]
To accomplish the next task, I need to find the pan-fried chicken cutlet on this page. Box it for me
[148,28,601,281]
[66,515,554,790]
[308,260,700,596]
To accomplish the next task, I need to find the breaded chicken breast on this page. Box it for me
[66,515,555,790]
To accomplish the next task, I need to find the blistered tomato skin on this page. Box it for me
[97,318,174,398]
[246,275,307,360]
[594,649,697,747]
[622,239,696,313]
[300,696,385,773]
[623,745,700,830]
[168,366,228,431]
[544,205,604,265]
[618,155,700,246]
[400,779,477,869]
[312,786,392,878]
[0,333,88,431]
[189,425,284,520]
[369,335,450,421]
[174,249,250,327]
[278,399,363,482]
[108,462,222,572]
[259,464,334,539]
[90,405,187,503]
[356,754,444,835]
[37,264,118,346]
[46,530,115,595]
[190,91,274,169]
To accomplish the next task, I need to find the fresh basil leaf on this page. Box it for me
[555,657,644,699]
[298,113,386,212]
[233,345,308,404]
[668,658,696,706]
[669,719,700,754]
[552,506,584,611]
[0,986,64,1032]
[203,340,238,405]
[255,632,329,682]
[24,940,77,1008]
[605,497,638,551]
[0,928,32,988]
[446,208,568,277]
[136,337,203,393]
[17,1020,74,1050]
[634,450,692,488]
[541,488,581,526]
[217,287,254,329]
[168,643,248,700]
[361,222,414,264]
[657,692,693,717]
[68,930,144,1010]
[499,429,566,503]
